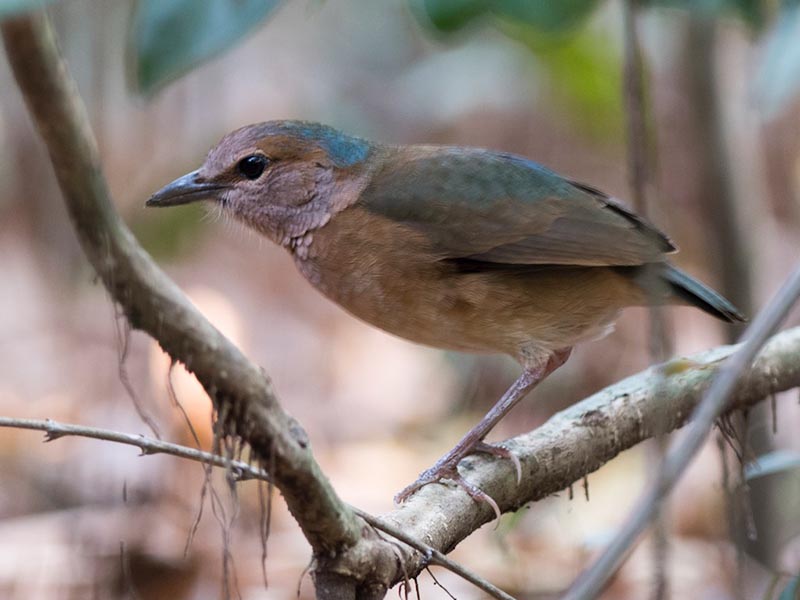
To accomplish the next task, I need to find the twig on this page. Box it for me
[0,416,515,600]
[564,262,800,600]
[353,510,516,600]
[0,416,268,480]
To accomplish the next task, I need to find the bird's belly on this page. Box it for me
[295,254,630,357]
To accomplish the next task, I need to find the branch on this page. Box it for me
[0,416,515,600]
[5,9,800,600]
[0,13,517,598]
[0,417,270,481]
[0,10,362,567]
[622,0,649,218]
[18,325,796,594]
[564,264,800,599]
[378,325,800,588]
[622,2,671,597]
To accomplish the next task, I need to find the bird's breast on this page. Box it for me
[291,206,638,358]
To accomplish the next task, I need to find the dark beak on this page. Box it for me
[146,170,225,207]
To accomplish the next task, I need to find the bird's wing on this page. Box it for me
[360,147,674,267]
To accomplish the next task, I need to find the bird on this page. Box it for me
[147,120,744,514]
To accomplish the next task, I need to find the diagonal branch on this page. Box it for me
[379,325,800,588]
[0,416,515,600]
[3,325,799,595]
[564,264,800,599]
[0,11,361,561]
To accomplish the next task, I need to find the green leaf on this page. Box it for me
[132,0,282,95]
[503,22,623,139]
[745,450,800,481]
[756,3,800,118]
[493,0,599,32]
[0,0,59,18]
[643,0,763,28]
[418,0,492,31]
[416,0,598,33]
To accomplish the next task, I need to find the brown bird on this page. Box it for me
[147,120,744,513]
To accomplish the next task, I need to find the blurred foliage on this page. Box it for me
[0,0,794,123]
[756,1,800,118]
[415,0,599,33]
[407,0,762,142]
[503,21,623,139]
[130,202,209,260]
[413,0,761,34]
[131,0,283,95]
[778,576,800,600]
[0,0,59,17]
[644,0,763,28]
[413,0,492,31]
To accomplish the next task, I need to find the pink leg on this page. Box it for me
[395,348,572,516]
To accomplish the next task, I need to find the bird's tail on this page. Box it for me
[662,264,745,323]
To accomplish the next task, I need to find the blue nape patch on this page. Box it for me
[285,122,370,168]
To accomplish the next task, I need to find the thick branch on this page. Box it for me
[3,322,799,596]
[564,264,800,599]
[0,12,361,559]
[379,326,800,586]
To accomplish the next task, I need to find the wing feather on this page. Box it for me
[361,146,674,267]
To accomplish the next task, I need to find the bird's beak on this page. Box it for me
[146,169,225,207]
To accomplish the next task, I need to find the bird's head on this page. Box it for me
[147,120,373,245]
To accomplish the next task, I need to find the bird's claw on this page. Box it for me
[395,465,502,521]
[394,464,453,504]
[395,442,522,521]
[473,441,522,483]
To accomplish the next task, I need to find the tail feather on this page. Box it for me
[663,265,745,323]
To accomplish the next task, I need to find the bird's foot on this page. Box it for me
[473,441,522,483]
[394,441,521,521]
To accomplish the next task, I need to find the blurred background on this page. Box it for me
[1,0,799,598]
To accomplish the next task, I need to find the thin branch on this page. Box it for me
[0,13,366,590]
[0,417,269,481]
[0,416,514,600]
[623,0,649,217]
[622,2,671,597]
[353,511,515,600]
[564,263,800,599]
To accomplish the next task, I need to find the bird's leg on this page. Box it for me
[395,348,572,514]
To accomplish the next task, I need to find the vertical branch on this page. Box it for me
[622,2,671,597]
[622,0,648,217]
[686,13,769,589]
[622,0,674,362]
[686,15,754,329]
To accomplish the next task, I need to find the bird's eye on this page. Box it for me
[237,154,268,180]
